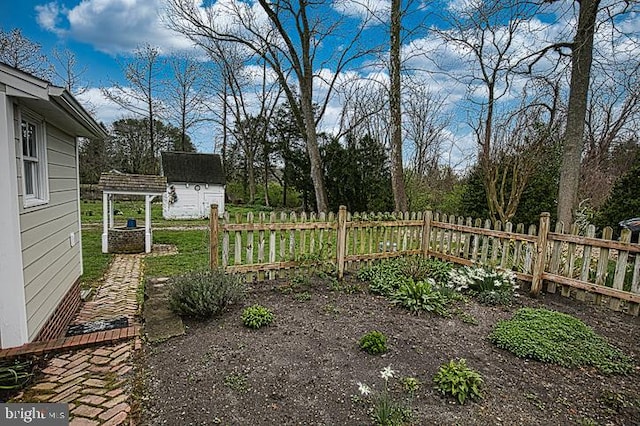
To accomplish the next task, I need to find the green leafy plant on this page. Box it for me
[398,256,452,284]
[223,372,249,393]
[168,269,245,319]
[489,308,633,374]
[356,366,412,426]
[0,360,33,390]
[391,278,451,315]
[359,330,388,355]
[400,377,421,396]
[449,265,518,305]
[433,358,484,404]
[357,258,409,296]
[241,305,275,329]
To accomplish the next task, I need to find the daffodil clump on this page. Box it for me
[448,265,519,305]
[355,366,416,426]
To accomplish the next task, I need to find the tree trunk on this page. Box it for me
[301,79,328,213]
[557,0,599,227]
[389,0,408,212]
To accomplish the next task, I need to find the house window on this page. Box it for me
[20,112,48,206]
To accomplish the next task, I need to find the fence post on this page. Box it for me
[421,210,433,258]
[210,204,219,269]
[530,212,550,296]
[337,205,347,280]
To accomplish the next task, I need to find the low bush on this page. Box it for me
[489,308,633,374]
[359,330,388,355]
[391,279,450,315]
[168,269,245,319]
[241,305,275,329]
[357,257,453,296]
[433,358,484,404]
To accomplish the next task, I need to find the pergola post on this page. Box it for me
[145,195,153,253]
[102,191,109,253]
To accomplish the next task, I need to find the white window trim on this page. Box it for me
[19,109,49,208]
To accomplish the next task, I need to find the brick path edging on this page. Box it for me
[0,325,141,360]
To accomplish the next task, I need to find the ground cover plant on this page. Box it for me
[489,308,634,374]
[143,275,640,425]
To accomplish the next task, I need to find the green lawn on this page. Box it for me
[79,202,299,286]
[144,229,210,278]
[80,229,113,289]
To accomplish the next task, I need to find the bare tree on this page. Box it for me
[581,61,640,208]
[389,0,407,211]
[166,54,211,151]
[436,0,541,222]
[403,84,449,177]
[0,28,51,79]
[102,44,164,172]
[51,47,87,95]
[165,0,376,212]
[555,0,601,226]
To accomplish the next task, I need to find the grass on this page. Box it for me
[144,229,210,278]
[80,229,113,289]
[80,199,209,227]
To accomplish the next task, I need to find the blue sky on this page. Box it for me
[2,0,639,164]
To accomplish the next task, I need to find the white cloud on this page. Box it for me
[332,0,390,25]
[36,0,194,55]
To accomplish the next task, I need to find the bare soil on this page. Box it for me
[142,276,640,426]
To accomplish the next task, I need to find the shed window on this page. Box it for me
[20,111,48,206]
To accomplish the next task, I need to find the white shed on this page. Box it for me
[161,151,226,219]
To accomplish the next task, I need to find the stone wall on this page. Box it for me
[108,227,145,254]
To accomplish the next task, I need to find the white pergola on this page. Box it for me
[98,172,167,253]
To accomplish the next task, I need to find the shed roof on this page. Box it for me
[161,151,225,185]
[98,172,167,194]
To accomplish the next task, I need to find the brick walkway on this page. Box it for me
[13,253,145,426]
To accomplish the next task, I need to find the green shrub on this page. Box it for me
[433,359,483,404]
[391,279,450,315]
[399,257,452,284]
[489,308,633,374]
[168,269,245,319]
[359,330,388,355]
[449,265,518,305]
[357,257,453,296]
[241,305,275,329]
[357,259,408,296]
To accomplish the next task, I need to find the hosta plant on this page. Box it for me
[391,278,450,315]
[433,358,484,404]
[241,305,275,329]
[359,330,388,355]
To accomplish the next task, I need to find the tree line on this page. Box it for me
[2,0,639,230]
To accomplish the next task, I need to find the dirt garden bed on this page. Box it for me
[142,275,640,425]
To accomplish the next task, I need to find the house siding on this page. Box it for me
[15,114,82,341]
